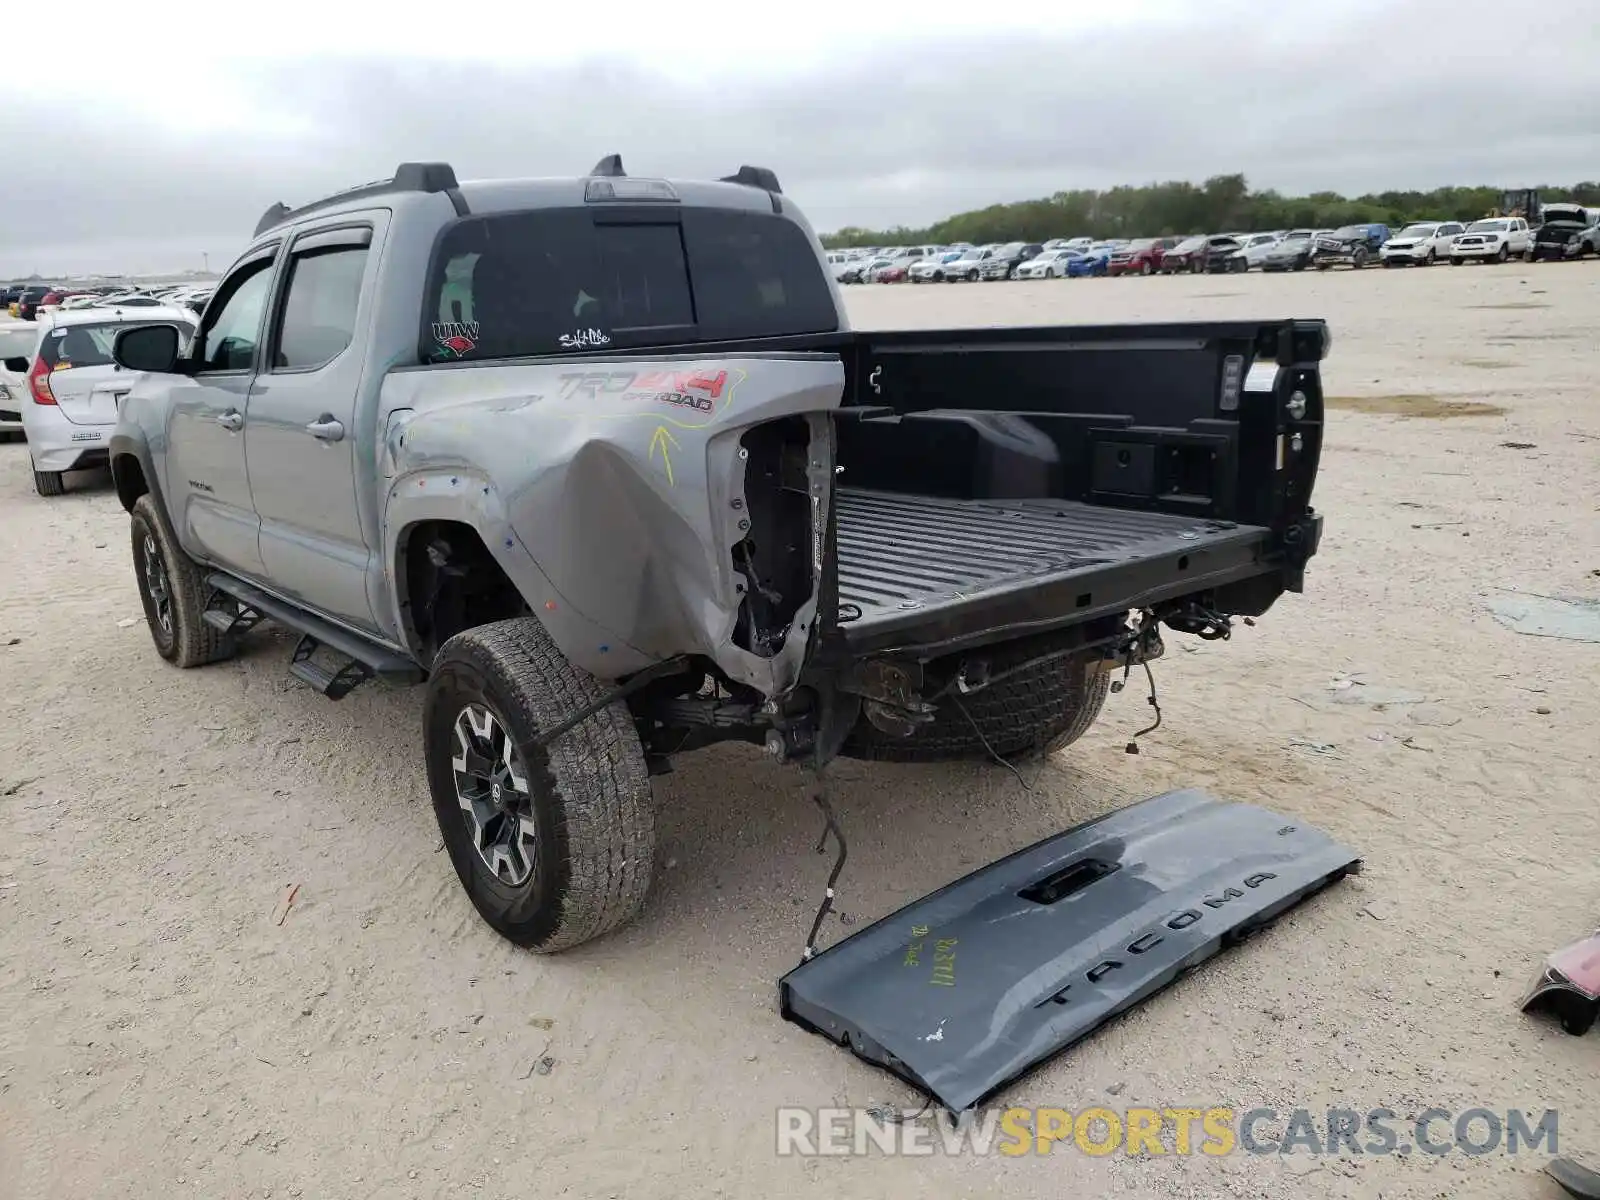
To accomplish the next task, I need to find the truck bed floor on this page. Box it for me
[833,488,1271,651]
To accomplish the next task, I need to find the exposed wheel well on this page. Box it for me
[112,453,149,513]
[399,521,529,663]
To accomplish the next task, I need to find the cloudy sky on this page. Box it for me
[4,0,1597,276]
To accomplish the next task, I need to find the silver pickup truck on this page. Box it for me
[109,157,1327,952]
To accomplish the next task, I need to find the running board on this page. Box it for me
[779,788,1361,1112]
[204,573,423,699]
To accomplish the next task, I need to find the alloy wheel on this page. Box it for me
[141,534,173,637]
[451,704,538,887]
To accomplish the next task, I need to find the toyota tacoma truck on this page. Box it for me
[107,157,1328,953]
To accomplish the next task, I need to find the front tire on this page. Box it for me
[1423,248,1435,266]
[841,637,1112,764]
[129,494,233,667]
[424,618,655,952]
[1496,245,1509,263]
[32,467,64,496]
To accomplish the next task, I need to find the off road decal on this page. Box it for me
[431,321,479,358]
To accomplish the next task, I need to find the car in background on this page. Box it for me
[1259,234,1314,272]
[908,248,969,283]
[1066,243,1118,277]
[1166,235,1245,274]
[978,242,1044,280]
[1235,232,1284,270]
[1107,237,1180,276]
[1157,236,1207,273]
[96,292,166,307]
[1013,249,1075,279]
[926,245,995,282]
[1526,204,1598,261]
[1313,224,1391,269]
[9,306,199,496]
[13,285,62,320]
[0,325,33,442]
[838,256,890,284]
[1379,222,1464,266]
[1450,217,1531,264]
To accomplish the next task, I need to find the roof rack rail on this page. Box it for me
[589,154,626,178]
[720,165,782,195]
[253,161,465,237]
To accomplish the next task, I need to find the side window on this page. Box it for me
[273,244,369,370]
[198,260,275,372]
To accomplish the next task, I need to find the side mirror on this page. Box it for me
[3,356,29,373]
[113,324,184,373]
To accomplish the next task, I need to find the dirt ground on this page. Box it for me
[2,261,1598,1200]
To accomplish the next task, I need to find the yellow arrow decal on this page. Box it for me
[648,425,682,487]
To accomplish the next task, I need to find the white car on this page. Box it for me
[1450,218,1531,264]
[1013,249,1074,279]
[12,307,198,496]
[1380,221,1465,266]
[1235,232,1283,269]
[0,325,32,441]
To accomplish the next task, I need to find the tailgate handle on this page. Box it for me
[306,415,345,442]
[1020,858,1120,905]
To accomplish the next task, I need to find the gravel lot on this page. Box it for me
[2,262,1598,1200]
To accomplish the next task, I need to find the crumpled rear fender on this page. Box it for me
[380,354,844,692]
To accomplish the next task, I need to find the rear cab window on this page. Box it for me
[422,206,839,362]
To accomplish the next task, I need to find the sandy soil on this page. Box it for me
[2,261,1598,1200]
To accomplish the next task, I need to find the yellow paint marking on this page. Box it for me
[648,425,682,487]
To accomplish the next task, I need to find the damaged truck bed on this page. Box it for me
[108,157,1331,956]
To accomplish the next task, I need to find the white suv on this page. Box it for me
[1450,218,1531,264]
[1380,221,1465,266]
[9,307,197,495]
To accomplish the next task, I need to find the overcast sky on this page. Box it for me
[4,0,1597,276]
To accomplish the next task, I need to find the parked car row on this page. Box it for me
[831,208,1600,285]
[0,281,213,322]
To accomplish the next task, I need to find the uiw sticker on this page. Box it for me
[432,321,480,357]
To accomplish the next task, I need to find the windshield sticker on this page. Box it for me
[558,328,611,351]
[431,321,478,358]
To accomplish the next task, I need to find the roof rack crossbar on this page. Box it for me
[253,161,462,237]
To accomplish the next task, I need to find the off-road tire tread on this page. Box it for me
[841,635,1112,764]
[130,494,232,667]
[430,618,654,952]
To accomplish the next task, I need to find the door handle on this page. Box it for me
[216,410,243,431]
[306,415,345,442]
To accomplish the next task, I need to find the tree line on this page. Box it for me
[820,174,1600,248]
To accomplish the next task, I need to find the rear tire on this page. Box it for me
[840,636,1112,764]
[32,468,64,496]
[129,494,233,667]
[424,618,655,952]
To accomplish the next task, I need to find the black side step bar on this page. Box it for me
[204,573,423,699]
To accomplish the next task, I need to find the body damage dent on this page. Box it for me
[378,355,845,690]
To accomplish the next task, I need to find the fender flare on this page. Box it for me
[381,466,657,678]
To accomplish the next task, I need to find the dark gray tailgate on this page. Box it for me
[779,788,1360,1111]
